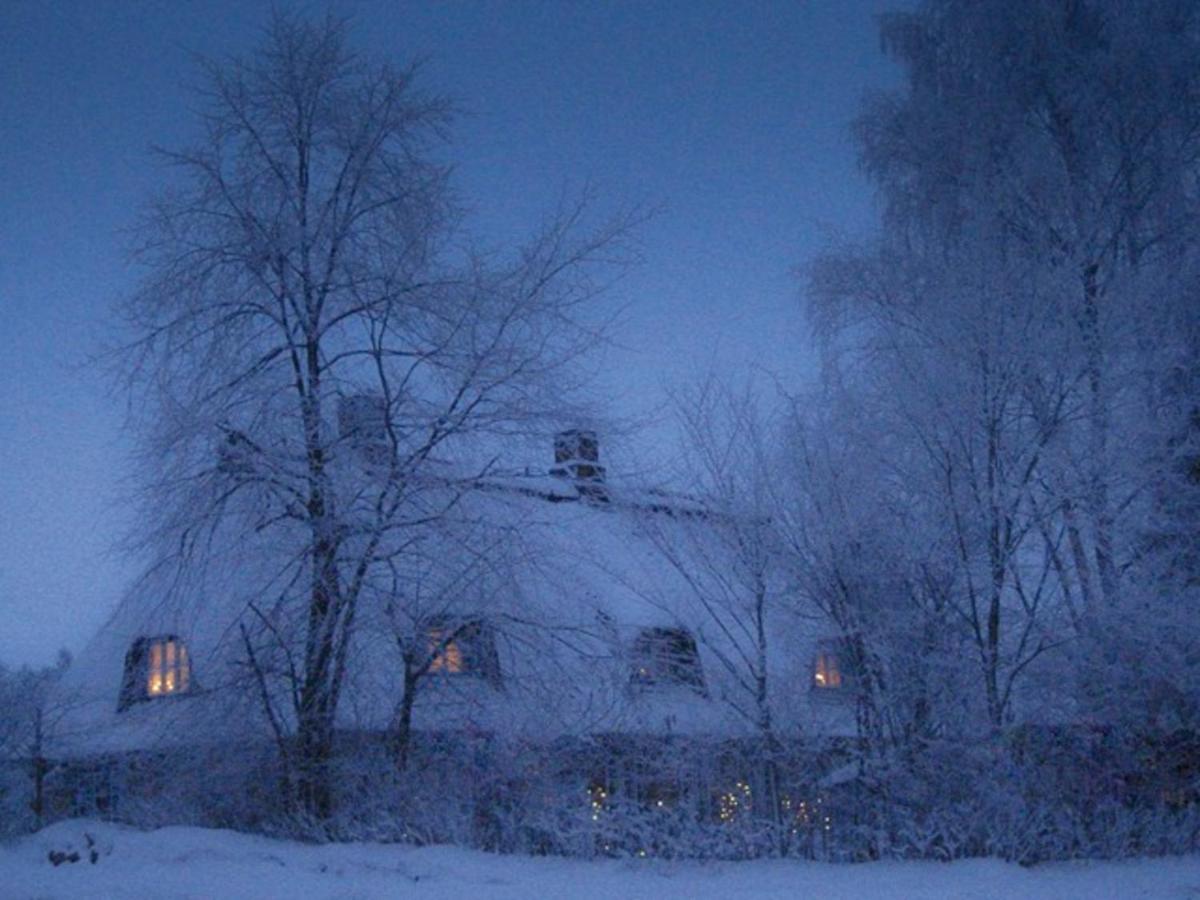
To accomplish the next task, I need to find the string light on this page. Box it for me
[718,780,753,823]
[588,784,608,822]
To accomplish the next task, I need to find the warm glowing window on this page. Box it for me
[147,637,191,696]
[118,634,193,711]
[428,629,465,674]
[812,651,842,689]
[812,638,859,695]
[423,618,501,685]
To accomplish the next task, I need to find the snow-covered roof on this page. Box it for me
[51,461,847,760]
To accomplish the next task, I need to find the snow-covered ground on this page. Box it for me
[3,820,1200,899]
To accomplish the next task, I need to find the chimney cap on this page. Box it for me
[554,429,599,463]
[551,429,606,486]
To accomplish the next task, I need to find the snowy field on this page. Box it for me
[3,821,1200,899]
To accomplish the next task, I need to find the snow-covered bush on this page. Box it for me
[40,722,1200,862]
[0,761,34,840]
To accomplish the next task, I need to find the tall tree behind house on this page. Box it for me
[807,0,1200,734]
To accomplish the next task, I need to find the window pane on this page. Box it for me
[814,652,842,688]
[430,632,464,673]
[148,642,164,694]
[179,644,190,692]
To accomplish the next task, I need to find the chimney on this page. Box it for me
[550,429,606,487]
[216,428,257,476]
[338,393,391,464]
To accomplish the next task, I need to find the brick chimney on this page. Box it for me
[550,429,606,485]
[338,393,390,464]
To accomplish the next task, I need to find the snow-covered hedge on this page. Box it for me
[44,728,1200,862]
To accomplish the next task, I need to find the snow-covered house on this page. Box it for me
[47,428,855,844]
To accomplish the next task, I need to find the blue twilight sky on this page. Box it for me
[0,1,901,667]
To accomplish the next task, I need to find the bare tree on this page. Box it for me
[0,652,71,833]
[381,518,510,773]
[117,12,637,820]
[773,392,937,758]
[660,378,805,842]
[801,0,1200,736]
[861,0,1200,630]
[638,377,782,742]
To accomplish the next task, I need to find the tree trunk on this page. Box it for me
[392,661,420,772]
[296,531,341,820]
[296,386,343,820]
[1080,261,1120,609]
[31,709,45,827]
[295,694,335,820]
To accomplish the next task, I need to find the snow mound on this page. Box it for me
[3,819,1200,899]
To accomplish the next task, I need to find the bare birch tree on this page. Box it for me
[117,12,637,820]
[861,0,1200,624]
[801,0,1200,733]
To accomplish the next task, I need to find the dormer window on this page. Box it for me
[425,618,501,686]
[811,638,857,694]
[630,627,705,693]
[812,650,842,689]
[119,635,192,711]
[429,627,464,673]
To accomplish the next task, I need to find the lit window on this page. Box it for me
[428,628,465,674]
[147,637,190,696]
[118,635,193,711]
[424,618,501,685]
[812,638,859,695]
[630,627,705,693]
[812,651,842,689]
